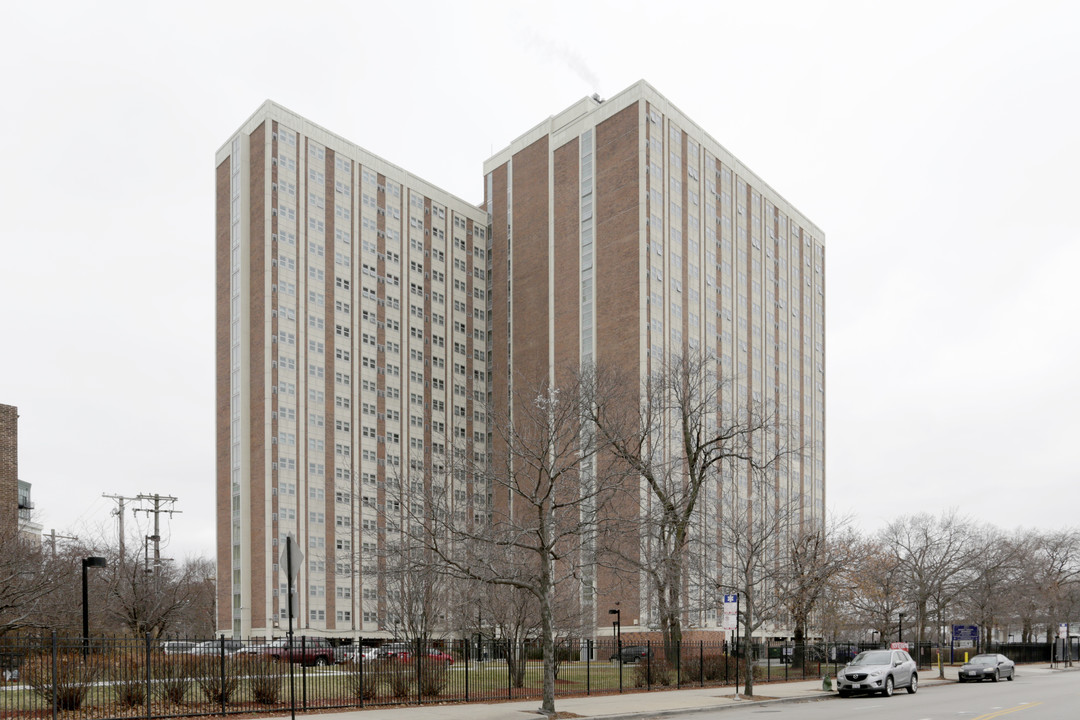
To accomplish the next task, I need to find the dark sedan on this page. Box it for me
[958,653,1015,682]
[609,645,652,663]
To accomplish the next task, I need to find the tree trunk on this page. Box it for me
[743,620,754,696]
[665,566,683,663]
[540,600,555,715]
[539,521,556,715]
[792,622,805,669]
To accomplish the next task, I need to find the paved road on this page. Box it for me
[669,669,1077,720]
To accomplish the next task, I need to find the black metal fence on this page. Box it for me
[0,635,1058,720]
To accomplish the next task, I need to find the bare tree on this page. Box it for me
[842,545,905,643]
[168,556,217,638]
[0,524,69,635]
[1017,529,1080,641]
[100,545,217,638]
[881,511,971,652]
[589,351,792,660]
[778,517,861,666]
[957,525,1024,652]
[380,528,453,646]
[720,465,800,697]
[477,580,540,686]
[415,368,622,716]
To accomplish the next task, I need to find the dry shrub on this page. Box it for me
[680,653,730,682]
[156,656,194,705]
[418,661,448,697]
[23,652,103,711]
[633,654,671,687]
[193,657,239,705]
[384,660,411,698]
[245,659,282,705]
[344,660,379,701]
[110,655,147,709]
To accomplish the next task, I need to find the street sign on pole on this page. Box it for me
[952,624,978,648]
[279,536,303,581]
[279,536,304,620]
[721,594,738,631]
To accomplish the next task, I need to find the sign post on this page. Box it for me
[280,536,304,720]
[722,593,739,656]
[952,624,978,654]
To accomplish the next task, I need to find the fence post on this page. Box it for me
[463,635,469,702]
[617,639,622,693]
[145,634,152,720]
[646,639,651,690]
[358,636,364,709]
[301,636,308,709]
[506,639,512,700]
[415,637,423,706]
[586,639,591,695]
[50,632,57,720]
[218,636,226,716]
[676,639,681,688]
[699,640,704,687]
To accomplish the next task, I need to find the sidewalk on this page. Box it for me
[265,664,1056,720]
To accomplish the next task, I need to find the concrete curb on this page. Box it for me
[559,692,833,720]
[561,678,960,720]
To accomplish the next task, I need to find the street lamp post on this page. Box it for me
[608,607,621,650]
[81,556,107,658]
[898,612,905,644]
[871,630,879,646]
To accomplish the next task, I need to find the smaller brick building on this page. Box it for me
[0,404,18,535]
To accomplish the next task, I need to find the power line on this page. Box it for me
[44,528,77,558]
[102,493,137,562]
[133,493,181,570]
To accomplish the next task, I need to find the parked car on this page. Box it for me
[958,654,1015,682]
[609,645,652,664]
[191,639,245,656]
[422,649,455,665]
[829,644,860,662]
[161,641,197,655]
[393,647,455,664]
[377,642,411,659]
[234,640,287,658]
[264,637,336,666]
[836,649,918,697]
[344,646,380,663]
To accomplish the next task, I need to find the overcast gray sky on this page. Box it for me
[2,0,1077,561]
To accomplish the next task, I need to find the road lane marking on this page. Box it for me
[970,702,1043,720]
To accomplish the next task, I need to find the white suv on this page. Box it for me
[837,649,918,697]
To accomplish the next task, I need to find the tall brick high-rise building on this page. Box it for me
[217,81,824,640]
[483,81,825,635]
[216,103,490,638]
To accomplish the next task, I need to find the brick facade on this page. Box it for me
[219,80,824,639]
[0,404,17,536]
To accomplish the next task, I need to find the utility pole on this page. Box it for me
[45,528,77,558]
[102,493,137,562]
[133,494,180,570]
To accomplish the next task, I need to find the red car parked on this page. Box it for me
[395,648,455,665]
